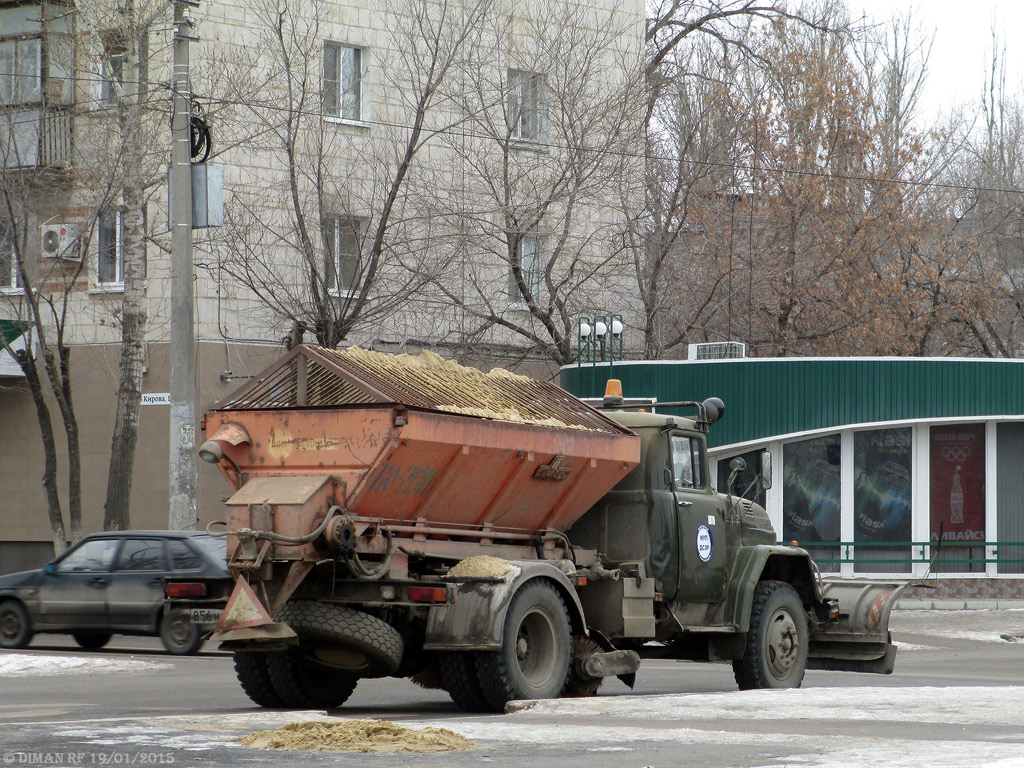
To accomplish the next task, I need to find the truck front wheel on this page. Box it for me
[733,580,808,690]
[475,580,571,711]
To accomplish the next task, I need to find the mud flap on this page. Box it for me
[212,578,296,647]
[807,579,920,674]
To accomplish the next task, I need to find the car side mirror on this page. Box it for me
[44,562,56,575]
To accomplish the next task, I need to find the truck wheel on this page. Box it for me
[0,600,32,649]
[439,652,491,713]
[233,652,287,708]
[266,648,359,708]
[159,608,204,655]
[72,632,112,650]
[275,600,403,676]
[733,580,808,690]
[475,580,571,711]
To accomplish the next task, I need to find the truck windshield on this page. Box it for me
[670,434,704,489]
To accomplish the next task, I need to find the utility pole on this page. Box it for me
[169,0,198,530]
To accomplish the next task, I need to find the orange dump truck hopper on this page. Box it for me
[201,345,640,559]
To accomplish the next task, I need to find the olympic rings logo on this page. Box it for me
[941,446,971,463]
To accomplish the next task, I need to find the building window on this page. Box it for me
[508,233,542,303]
[782,436,841,572]
[507,69,546,141]
[0,232,18,291]
[100,32,128,104]
[97,211,123,285]
[323,43,363,121]
[930,424,986,573]
[0,4,42,107]
[324,216,363,295]
[853,428,912,573]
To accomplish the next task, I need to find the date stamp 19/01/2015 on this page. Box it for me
[3,754,175,766]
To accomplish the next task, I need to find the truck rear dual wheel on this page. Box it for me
[475,580,572,711]
[233,652,287,707]
[439,652,491,713]
[733,580,808,690]
[266,649,359,708]
[233,650,358,709]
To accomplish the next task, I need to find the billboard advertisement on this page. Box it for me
[930,425,985,544]
[783,435,841,543]
[854,428,912,543]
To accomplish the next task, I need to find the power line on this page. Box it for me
[0,69,1021,200]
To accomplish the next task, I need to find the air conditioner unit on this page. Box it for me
[40,223,81,261]
[688,341,746,360]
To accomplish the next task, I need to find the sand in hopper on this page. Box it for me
[237,719,475,753]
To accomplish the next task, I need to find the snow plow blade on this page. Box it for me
[807,579,920,674]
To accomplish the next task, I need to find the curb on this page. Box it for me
[895,598,1024,611]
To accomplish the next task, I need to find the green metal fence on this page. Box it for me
[783,540,1024,570]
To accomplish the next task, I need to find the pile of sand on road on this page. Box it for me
[238,719,475,753]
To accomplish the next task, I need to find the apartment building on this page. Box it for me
[0,0,646,569]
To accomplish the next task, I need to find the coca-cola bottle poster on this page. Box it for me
[853,428,912,542]
[930,425,985,544]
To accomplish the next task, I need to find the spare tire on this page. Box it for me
[275,600,403,677]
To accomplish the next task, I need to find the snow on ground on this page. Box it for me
[503,686,1024,727]
[44,687,1024,768]
[0,653,172,677]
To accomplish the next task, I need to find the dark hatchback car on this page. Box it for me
[0,531,228,654]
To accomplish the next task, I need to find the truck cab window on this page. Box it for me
[670,434,704,489]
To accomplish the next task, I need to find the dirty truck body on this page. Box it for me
[186,345,907,711]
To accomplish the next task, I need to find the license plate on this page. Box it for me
[187,608,223,624]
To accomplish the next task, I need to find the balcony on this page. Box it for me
[0,106,72,170]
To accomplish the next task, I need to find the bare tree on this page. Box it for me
[73,0,170,531]
[429,1,644,366]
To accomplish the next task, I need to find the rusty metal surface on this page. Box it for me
[224,475,334,506]
[216,345,631,435]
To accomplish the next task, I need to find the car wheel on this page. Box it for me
[72,632,112,650]
[159,608,203,655]
[0,600,32,649]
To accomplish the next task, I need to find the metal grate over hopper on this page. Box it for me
[217,345,631,435]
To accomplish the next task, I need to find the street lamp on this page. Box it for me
[576,312,624,397]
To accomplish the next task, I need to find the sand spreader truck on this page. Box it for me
[167,344,911,712]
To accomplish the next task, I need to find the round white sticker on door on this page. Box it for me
[696,525,713,562]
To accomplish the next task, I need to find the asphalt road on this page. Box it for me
[1,609,1022,768]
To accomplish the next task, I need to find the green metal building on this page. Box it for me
[561,357,1024,601]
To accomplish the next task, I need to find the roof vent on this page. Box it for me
[688,342,746,360]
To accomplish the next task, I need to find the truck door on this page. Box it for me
[670,433,727,603]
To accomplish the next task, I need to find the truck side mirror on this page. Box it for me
[760,451,773,490]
